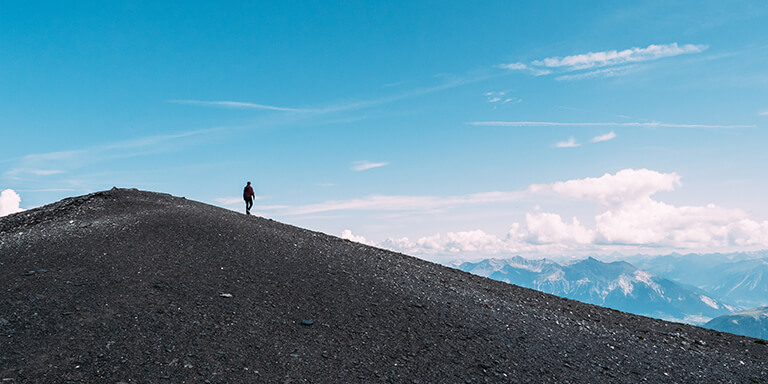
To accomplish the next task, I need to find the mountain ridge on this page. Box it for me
[2,188,767,383]
[705,306,768,340]
[458,256,733,324]
[632,253,768,308]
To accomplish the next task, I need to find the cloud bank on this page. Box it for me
[340,169,768,260]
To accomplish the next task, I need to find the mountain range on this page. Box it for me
[630,253,768,309]
[456,256,735,324]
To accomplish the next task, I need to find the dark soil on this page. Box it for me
[1,189,767,383]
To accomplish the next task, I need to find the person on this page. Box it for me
[243,181,255,215]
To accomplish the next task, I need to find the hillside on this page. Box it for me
[2,189,767,383]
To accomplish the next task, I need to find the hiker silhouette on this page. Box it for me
[243,181,255,215]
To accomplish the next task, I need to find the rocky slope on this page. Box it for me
[2,189,767,383]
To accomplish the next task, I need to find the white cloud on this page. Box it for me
[593,199,749,246]
[469,121,754,129]
[0,189,24,217]
[550,168,680,206]
[532,43,707,70]
[351,161,389,171]
[759,110,768,116]
[341,229,375,246]
[591,131,617,143]
[556,137,580,148]
[548,169,768,249]
[525,212,595,244]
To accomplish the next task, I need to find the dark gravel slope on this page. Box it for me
[1,189,767,383]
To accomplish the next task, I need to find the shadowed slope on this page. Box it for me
[1,189,767,383]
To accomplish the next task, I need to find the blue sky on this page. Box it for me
[2,1,768,261]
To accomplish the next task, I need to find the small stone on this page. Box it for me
[301,319,314,326]
[219,293,233,298]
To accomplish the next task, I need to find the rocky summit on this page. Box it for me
[1,189,767,383]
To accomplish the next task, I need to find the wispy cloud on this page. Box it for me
[30,170,65,176]
[499,43,707,80]
[15,188,77,192]
[499,63,528,71]
[592,131,617,143]
[168,99,311,112]
[259,190,529,216]
[20,150,84,162]
[6,168,66,177]
[351,161,389,171]
[556,137,580,148]
[5,128,222,181]
[170,75,492,119]
[485,91,521,106]
[533,43,707,70]
[469,121,755,129]
[215,196,261,206]
[497,63,551,76]
[760,110,768,116]
[555,65,640,81]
